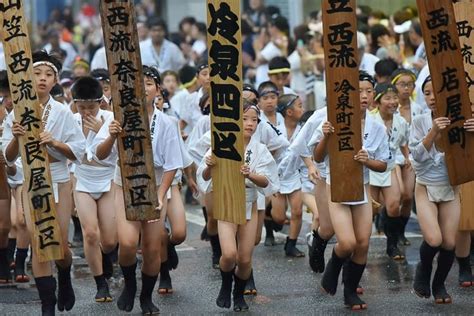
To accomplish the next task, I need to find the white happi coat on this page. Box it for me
[3,97,85,182]
[409,112,450,186]
[112,107,184,187]
[73,109,116,194]
[188,118,289,170]
[290,107,327,184]
[310,112,390,204]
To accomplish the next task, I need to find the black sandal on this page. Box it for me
[413,262,431,298]
[433,285,452,304]
[244,270,257,295]
[343,261,367,311]
[158,261,173,294]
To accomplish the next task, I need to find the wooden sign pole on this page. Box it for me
[454,0,474,231]
[207,0,246,224]
[100,0,158,221]
[417,0,474,186]
[321,0,363,202]
[0,0,63,262]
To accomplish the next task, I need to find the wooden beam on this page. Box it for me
[207,0,246,224]
[100,0,158,221]
[321,0,364,202]
[0,0,63,262]
[417,0,474,185]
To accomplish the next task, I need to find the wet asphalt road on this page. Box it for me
[1,205,473,315]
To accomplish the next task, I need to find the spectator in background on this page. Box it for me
[254,15,290,87]
[172,16,197,64]
[288,24,311,102]
[408,19,426,73]
[140,17,186,73]
[191,22,208,65]
[43,29,78,70]
[358,32,379,77]
[137,21,150,42]
[243,0,266,33]
[242,19,256,80]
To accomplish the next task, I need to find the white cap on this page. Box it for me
[394,20,412,34]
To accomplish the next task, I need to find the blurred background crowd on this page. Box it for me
[0,0,425,110]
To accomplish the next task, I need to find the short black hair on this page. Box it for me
[51,83,64,98]
[143,65,161,85]
[71,76,103,100]
[411,19,422,37]
[258,81,279,97]
[0,70,9,92]
[268,56,291,73]
[194,22,207,35]
[277,94,299,117]
[299,110,314,126]
[179,16,196,32]
[359,71,376,87]
[90,68,110,82]
[32,50,63,74]
[147,17,168,34]
[374,59,398,81]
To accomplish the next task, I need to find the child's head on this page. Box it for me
[32,50,63,97]
[268,56,291,91]
[162,70,179,96]
[196,61,210,91]
[359,71,376,112]
[0,70,13,112]
[71,76,103,118]
[374,83,399,115]
[257,81,279,114]
[73,57,90,78]
[374,58,398,84]
[179,65,198,91]
[422,76,435,112]
[390,68,416,101]
[243,84,259,104]
[59,70,74,104]
[277,94,303,121]
[51,83,66,104]
[90,68,112,100]
[243,100,260,139]
[143,65,161,106]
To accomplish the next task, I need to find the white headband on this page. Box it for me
[33,61,59,76]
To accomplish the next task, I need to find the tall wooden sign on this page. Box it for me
[0,0,63,262]
[207,0,246,224]
[418,0,474,185]
[321,0,363,202]
[454,0,474,230]
[100,0,158,221]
